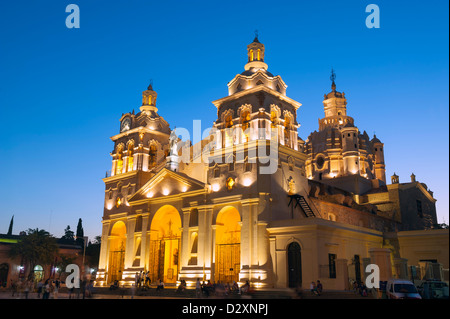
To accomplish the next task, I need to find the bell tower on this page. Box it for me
[319,69,354,130]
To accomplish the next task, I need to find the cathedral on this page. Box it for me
[95,36,448,290]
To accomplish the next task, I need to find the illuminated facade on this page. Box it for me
[96,36,447,290]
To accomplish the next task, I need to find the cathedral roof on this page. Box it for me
[371,134,381,144]
[241,67,274,77]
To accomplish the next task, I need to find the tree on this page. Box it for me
[75,218,85,249]
[7,215,13,235]
[85,236,101,270]
[59,225,75,244]
[8,228,59,279]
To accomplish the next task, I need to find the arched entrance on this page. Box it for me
[287,242,302,288]
[215,206,241,284]
[33,265,44,283]
[108,221,126,284]
[148,205,181,284]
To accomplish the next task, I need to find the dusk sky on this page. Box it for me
[0,0,448,240]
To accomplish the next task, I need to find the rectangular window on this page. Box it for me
[417,200,423,218]
[328,254,337,278]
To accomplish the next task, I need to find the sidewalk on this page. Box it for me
[0,288,376,300]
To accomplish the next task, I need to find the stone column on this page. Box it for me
[269,237,277,287]
[125,216,137,269]
[97,220,111,284]
[239,202,253,280]
[180,208,191,269]
[336,259,349,290]
[198,207,213,280]
[257,221,270,285]
[394,258,409,280]
[369,248,392,282]
[140,214,149,269]
[210,224,217,281]
[111,160,117,176]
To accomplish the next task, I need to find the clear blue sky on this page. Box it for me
[0,0,448,240]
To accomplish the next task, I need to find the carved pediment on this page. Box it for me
[129,168,205,203]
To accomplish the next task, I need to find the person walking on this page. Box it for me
[42,280,51,299]
[53,280,59,299]
[36,280,44,299]
[23,280,31,299]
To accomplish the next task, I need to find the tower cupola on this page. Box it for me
[140,81,158,114]
[244,32,268,71]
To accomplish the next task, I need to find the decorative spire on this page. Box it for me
[253,29,260,43]
[330,68,336,92]
[147,79,153,91]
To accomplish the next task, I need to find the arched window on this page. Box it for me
[249,49,254,62]
[284,116,291,145]
[257,49,261,60]
[271,111,278,128]
[127,141,134,172]
[225,114,233,128]
[241,110,251,142]
[149,143,157,168]
[33,265,44,283]
[115,144,124,175]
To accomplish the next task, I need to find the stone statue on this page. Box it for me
[169,129,178,156]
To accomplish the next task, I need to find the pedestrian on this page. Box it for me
[37,280,44,299]
[131,283,136,299]
[353,281,358,294]
[86,280,94,298]
[232,281,239,294]
[156,279,164,292]
[316,280,323,296]
[135,272,140,287]
[145,272,150,288]
[23,280,31,299]
[68,285,74,299]
[310,281,316,295]
[196,278,202,298]
[81,279,87,299]
[42,279,51,299]
[53,280,59,299]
